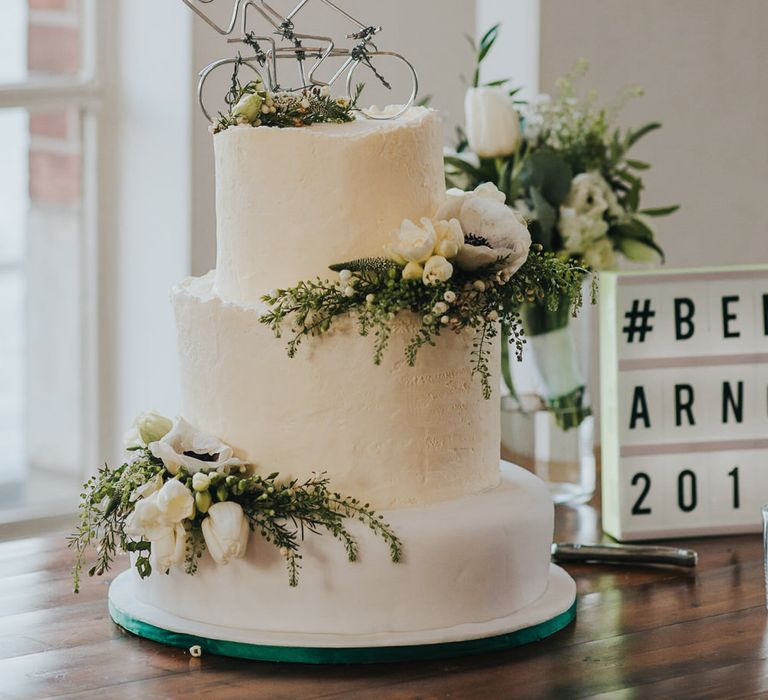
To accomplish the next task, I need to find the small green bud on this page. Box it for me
[195,490,212,514]
[216,484,228,502]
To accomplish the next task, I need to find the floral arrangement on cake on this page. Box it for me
[211,72,363,133]
[69,412,401,591]
[444,25,678,426]
[260,181,590,400]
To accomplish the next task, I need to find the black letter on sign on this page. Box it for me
[763,294,768,336]
[722,295,740,338]
[629,386,651,429]
[674,298,695,340]
[723,381,744,423]
[675,384,695,426]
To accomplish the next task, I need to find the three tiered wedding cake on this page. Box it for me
[96,106,577,661]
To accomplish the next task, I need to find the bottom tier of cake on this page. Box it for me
[108,463,576,662]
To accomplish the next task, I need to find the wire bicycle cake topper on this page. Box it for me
[181,0,419,122]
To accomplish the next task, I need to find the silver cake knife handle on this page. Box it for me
[552,542,698,567]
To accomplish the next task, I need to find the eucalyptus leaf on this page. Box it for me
[627,122,661,148]
[530,185,556,249]
[625,159,650,170]
[525,150,573,205]
[640,204,680,217]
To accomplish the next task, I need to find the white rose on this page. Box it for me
[202,501,249,565]
[583,237,617,271]
[422,255,454,285]
[464,87,522,158]
[559,207,609,254]
[151,522,187,572]
[387,218,437,264]
[562,172,620,220]
[149,417,246,476]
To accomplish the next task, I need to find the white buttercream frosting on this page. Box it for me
[173,273,501,509]
[133,463,554,636]
[213,107,445,304]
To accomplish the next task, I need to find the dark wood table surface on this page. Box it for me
[2,504,766,700]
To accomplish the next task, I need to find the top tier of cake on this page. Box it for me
[213,107,445,304]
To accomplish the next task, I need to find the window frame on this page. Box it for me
[0,0,110,480]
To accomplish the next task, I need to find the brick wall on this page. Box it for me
[24,0,84,476]
[27,0,81,206]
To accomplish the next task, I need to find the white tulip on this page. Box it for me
[387,218,437,264]
[151,523,187,572]
[149,417,246,476]
[422,256,454,285]
[202,501,249,565]
[135,411,173,445]
[464,87,521,158]
[156,479,195,523]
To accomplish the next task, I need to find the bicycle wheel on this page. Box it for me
[197,57,266,123]
[345,51,418,120]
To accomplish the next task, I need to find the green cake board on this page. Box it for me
[109,599,576,664]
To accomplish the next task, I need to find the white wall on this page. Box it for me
[476,0,539,96]
[539,0,768,268]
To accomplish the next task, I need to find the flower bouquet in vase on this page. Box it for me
[446,27,678,503]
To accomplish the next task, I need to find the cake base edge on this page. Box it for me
[108,564,576,664]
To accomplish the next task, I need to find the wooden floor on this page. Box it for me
[1,504,766,699]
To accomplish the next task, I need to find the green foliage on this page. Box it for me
[447,33,679,269]
[68,450,401,591]
[260,249,588,400]
[213,80,362,133]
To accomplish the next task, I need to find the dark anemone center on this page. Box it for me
[183,450,220,462]
[464,233,491,248]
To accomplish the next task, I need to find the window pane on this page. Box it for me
[0,106,83,510]
[0,0,82,85]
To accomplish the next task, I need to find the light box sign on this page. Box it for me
[600,265,768,540]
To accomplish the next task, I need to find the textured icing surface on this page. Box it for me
[133,463,554,636]
[173,273,501,509]
[213,107,445,304]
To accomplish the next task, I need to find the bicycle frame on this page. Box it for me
[183,0,418,121]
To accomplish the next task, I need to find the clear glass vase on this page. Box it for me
[501,288,596,505]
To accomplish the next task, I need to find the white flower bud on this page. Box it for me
[343,286,355,298]
[473,280,486,292]
[432,301,449,315]
[402,261,424,280]
[192,472,211,493]
[423,314,434,325]
[443,290,457,303]
[320,85,331,97]
[441,315,450,325]
[366,293,376,304]
[280,546,290,557]
[339,269,352,282]
[487,310,500,321]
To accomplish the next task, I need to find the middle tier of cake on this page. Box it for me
[174,273,501,509]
